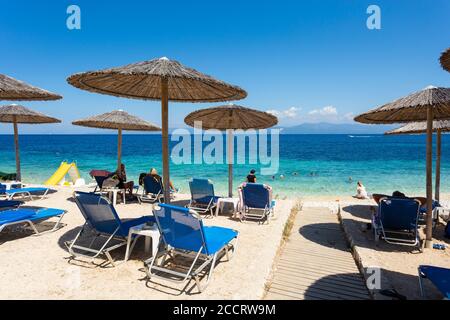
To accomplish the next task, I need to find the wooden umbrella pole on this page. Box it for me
[227,129,234,197]
[13,116,21,181]
[425,106,434,248]
[435,129,441,202]
[117,127,122,171]
[161,78,170,203]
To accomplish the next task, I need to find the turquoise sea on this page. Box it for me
[0,134,448,198]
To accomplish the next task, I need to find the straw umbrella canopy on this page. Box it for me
[67,57,247,202]
[0,104,61,181]
[440,47,450,73]
[0,74,62,101]
[385,120,450,202]
[355,86,450,248]
[72,110,161,171]
[184,104,278,197]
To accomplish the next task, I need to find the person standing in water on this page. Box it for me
[246,169,257,183]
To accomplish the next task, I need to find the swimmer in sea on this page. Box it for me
[280,174,285,180]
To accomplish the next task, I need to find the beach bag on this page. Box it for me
[445,221,450,238]
[102,176,120,188]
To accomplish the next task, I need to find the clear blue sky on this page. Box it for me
[0,0,449,133]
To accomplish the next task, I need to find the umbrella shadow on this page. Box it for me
[139,249,230,296]
[301,272,371,300]
[57,220,157,268]
[170,199,190,207]
[368,268,443,300]
[303,268,442,300]
[341,204,376,220]
[340,205,449,253]
[297,223,351,252]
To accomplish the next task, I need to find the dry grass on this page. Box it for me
[262,199,302,299]
[282,199,302,240]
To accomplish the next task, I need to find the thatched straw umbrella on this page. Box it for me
[184,104,278,197]
[72,110,161,171]
[0,74,62,101]
[440,47,450,73]
[355,86,450,248]
[67,57,247,202]
[386,121,450,202]
[0,104,61,181]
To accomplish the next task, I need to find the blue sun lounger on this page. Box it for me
[372,197,421,249]
[138,175,164,204]
[89,170,112,193]
[0,207,66,235]
[0,200,23,210]
[418,199,441,228]
[3,187,50,201]
[238,183,275,224]
[66,191,154,267]
[188,178,220,217]
[145,203,239,293]
[418,265,450,299]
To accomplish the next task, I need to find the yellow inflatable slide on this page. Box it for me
[45,161,81,186]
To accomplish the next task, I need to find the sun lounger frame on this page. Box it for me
[240,204,273,224]
[65,191,150,267]
[145,206,238,293]
[138,191,163,204]
[138,176,164,204]
[373,197,421,248]
[65,222,131,267]
[188,197,216,217]
[418,265,450,299]
[238,183,274,224]
[187,178,219,217]
[0,208,66,236]
[5,188,49,201]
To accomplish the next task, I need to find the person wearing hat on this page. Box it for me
[246,169,257,183]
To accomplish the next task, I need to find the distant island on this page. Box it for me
[0,122,398,135]
[278,122,396,134]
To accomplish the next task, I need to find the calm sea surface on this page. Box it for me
[0,134,448,198]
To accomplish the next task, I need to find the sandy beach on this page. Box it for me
[1,184,449,300]
[0,185,295,299]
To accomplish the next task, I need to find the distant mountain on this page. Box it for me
[280,122,396,134]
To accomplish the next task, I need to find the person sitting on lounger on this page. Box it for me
[114,164,134,196]
[246,169,257,183]
[355,181,369,199]
[392,190,407,198]
[149,168,176,192]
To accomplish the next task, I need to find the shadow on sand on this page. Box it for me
[303,268,443,300]
[340,204,450,253]
[297,223,350,252]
